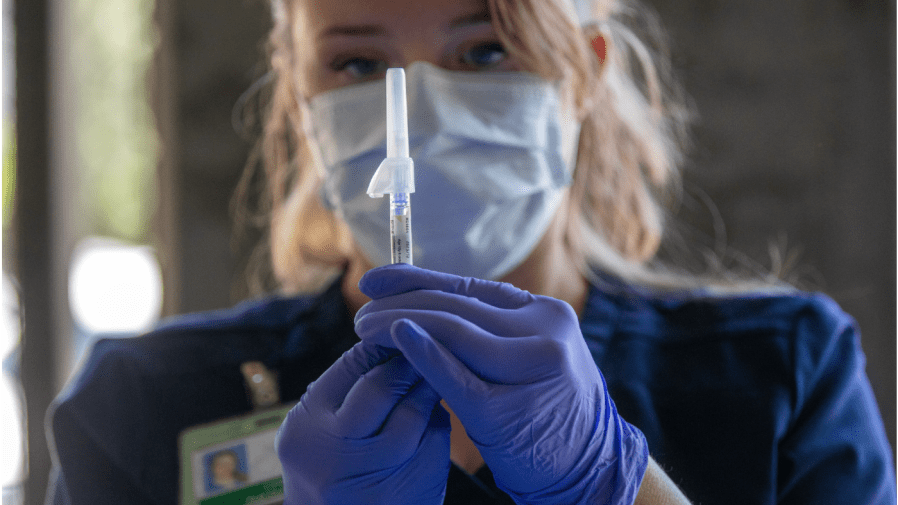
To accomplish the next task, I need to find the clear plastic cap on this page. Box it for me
[368,68,415,197]
[386,68,409,158]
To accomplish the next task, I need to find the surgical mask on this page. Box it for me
[307,62,579,280]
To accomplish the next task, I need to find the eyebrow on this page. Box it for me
[319,24,387,38]
[448,9,491,29]
[318,9,492,39]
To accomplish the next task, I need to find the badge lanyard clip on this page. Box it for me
[240,361,280,409]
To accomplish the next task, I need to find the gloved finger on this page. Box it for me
[336,355,424,438]
[357,311,556,385]
[355,288,537,337]
[359,263,534,309]
[389,319,491,422]
[305,340,399,412]
[417,402,451,463]
[379,380,448,456]
[274,405,300,464]
[382,397,452,500]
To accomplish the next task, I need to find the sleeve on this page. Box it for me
[45,340,157,505]
[777,295,896,505]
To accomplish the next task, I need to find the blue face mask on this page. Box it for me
[307,62,578,280]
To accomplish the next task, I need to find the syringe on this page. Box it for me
[366,68,415,264]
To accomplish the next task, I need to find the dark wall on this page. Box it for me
[154,0,895,453]
[154,0,271,316]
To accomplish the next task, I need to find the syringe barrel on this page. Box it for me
[389,192,413,264]
[386,68,409,158]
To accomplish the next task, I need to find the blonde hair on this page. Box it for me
[235,0,780,295]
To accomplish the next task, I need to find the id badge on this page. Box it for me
[178,404,294,505]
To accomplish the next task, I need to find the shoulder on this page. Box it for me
[669,290,863,388]
[153,290,328,338]
[46,282,354,500]
[588,280,856,347]
[55,280,348,407]
[596,283,875,435]
[583,282,863,402]
[680,290,860,375]
[80,292,326,376]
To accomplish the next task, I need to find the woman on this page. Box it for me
[47,0,895,503]
[208,449,247,492]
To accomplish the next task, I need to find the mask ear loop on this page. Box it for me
[296,97,326,178]
[565,21,610,189]
[295,93,338,210]
[572,21,611,122]
[539,5,608,189]
[552,80,582,182]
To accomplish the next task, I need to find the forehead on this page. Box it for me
[296,0,490,35]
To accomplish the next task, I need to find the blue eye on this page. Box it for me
[333,57,387,80]
[462,42,507,69]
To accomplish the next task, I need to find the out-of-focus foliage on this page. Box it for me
[71,0,157,243]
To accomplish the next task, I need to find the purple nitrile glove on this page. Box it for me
[354,264,649,505]
[275,340,451,505]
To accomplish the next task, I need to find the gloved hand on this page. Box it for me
[354,264,649,505]
[275,340,451,505]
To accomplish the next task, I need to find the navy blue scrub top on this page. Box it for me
[46,275,896,504]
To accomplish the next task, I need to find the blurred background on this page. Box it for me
[4,0,895,503]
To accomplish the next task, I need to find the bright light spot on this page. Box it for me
[0,376,23,487]
[0,275,20,360]
[68,237,163,334]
